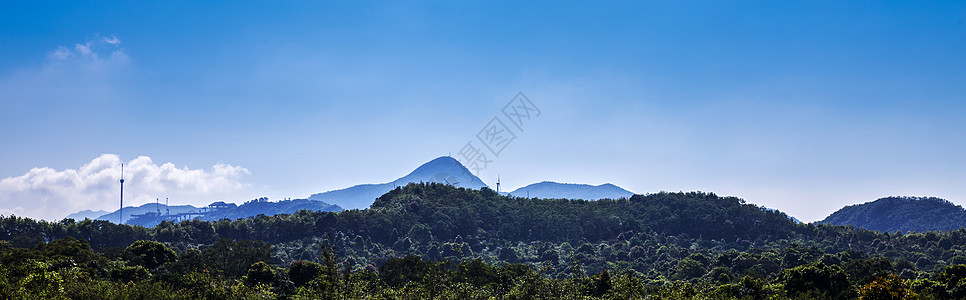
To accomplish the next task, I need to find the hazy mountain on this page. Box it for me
[308,156,487,209]
[125,198,343,227]
[201,198,341,221]
[97,203,200,224]
[65,209,108,221]
[507,181,633,200]
[818,196,966,232]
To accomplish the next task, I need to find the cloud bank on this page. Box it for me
[0,154,250,221]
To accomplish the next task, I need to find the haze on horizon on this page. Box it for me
[1,1,964,222]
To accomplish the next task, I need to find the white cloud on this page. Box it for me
[102,36,121,46]
[46,35,125,64]
[48,46,73,60]
[0,154,250,221]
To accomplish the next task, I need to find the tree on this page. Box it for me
[126,240,177,269]
[780,262,852,299]
[588,269,612,297]
[245,261,275,287]
[716,276,770,300]
[407,223,433,244]
[40,236,99,265]
[380,255,439,287]
[858,274,915,300]
[933,264,966,298]
[673,258,706,280]
[289,260,323,287]
[202,239,273,278]
[455,259,498,287]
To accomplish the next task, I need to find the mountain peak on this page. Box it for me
[309,156,488,209]
[396,156,487,189]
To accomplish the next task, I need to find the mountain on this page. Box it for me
[97,203,200,224]
[817,196,966,232]
[65,209,108,220]
[125,198,342,227]
[308,156,487,209]
[94,198,343,227]
[507,181,633,200]
[201,198,341,221]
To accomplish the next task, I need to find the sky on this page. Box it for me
[1,1,964,222]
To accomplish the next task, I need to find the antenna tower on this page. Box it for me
[119,164,125,224]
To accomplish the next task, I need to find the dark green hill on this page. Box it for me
[818,196,966,232]
[366,183,800,242]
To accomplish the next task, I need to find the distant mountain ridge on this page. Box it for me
[202,198,341,221]
[68,156,642,225]
[507,181,633,200]
[84,199,342,226]
[125,198,342,227]
[818,196,966,232]
[308,156,643,209]
[97,203,199,224]
[65,209,108,221]
[308,156,487,209]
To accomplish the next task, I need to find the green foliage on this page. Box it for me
[716,275,773,299]
[289,260,323,287]
[858,274,915,300]
[200,239,273,278]
[672,258,706,280]
[126,240,177,269]
[244,261,275,286]
[15,260,68,299]
[379,255,440,287]
[407,223,433,244]
[111,265,150,282]
[455,259,498,287]
[6,183,966,298]
[931,264,966,298]
[780,262,853,299]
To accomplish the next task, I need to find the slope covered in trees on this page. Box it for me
[819,196,966,233]
[4,183,966,298]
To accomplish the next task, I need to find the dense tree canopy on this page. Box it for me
[2,183,966,298]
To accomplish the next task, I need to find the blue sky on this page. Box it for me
[1,1,964,221]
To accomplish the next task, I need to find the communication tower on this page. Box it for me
[119,164,125,224]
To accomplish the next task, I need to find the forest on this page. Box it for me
[3,183,966,299]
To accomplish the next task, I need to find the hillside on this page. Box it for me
[818,196,966,232]
[369,184,800,242]
[6,184,966,298]
[507,181,633,200]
